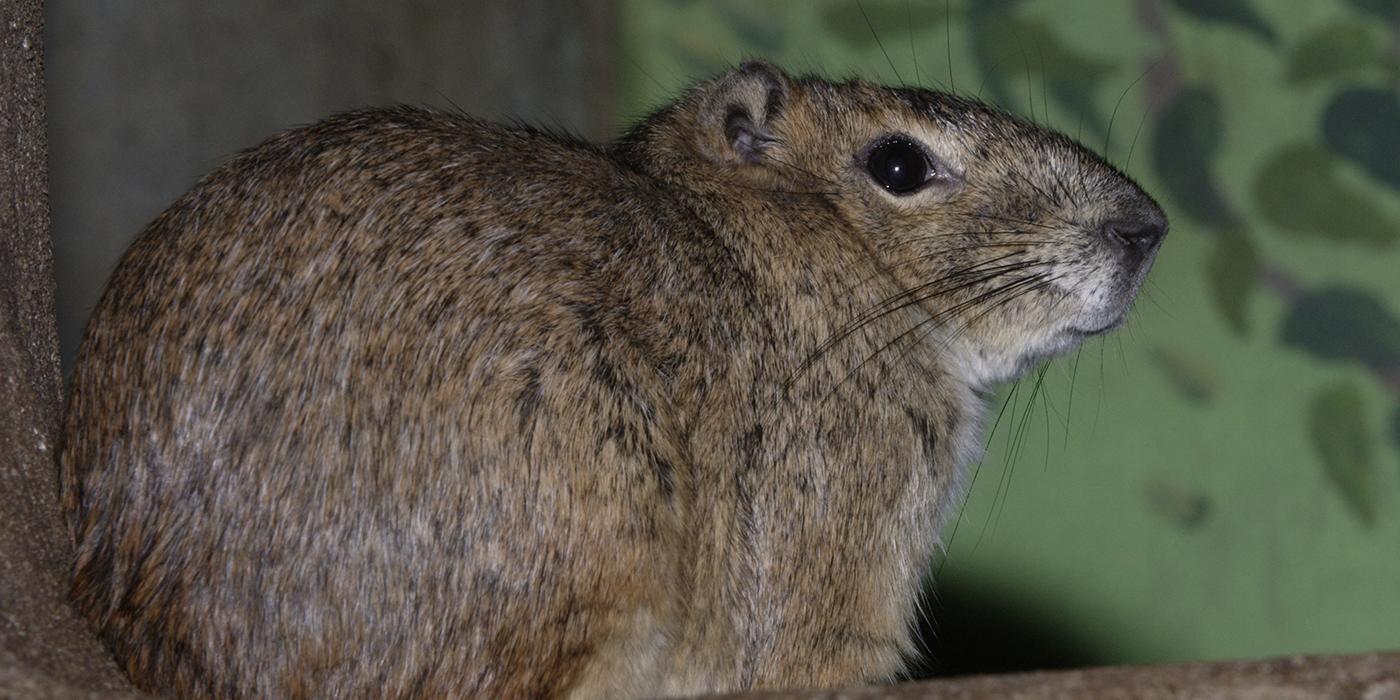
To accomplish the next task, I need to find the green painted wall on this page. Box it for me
[617,0,1400,674]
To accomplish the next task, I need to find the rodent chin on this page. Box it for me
[1064,312,1130,338]
[951,320,1112,389]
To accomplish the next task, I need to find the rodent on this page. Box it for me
[59,60,1167,698]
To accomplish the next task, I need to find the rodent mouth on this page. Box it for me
[1065,319,1123,337]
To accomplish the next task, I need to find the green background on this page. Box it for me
[617,0,1400,675]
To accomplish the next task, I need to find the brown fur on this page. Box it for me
[59,62,1166,698]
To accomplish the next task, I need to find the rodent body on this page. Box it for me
[60,62,1166,698]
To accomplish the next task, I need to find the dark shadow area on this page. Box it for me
[905,575,1111,680]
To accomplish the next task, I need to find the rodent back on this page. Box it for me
[59,108,741,697]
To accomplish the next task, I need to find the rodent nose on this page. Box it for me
[1103,216,1167,253]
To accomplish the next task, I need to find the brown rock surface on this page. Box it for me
[719,653,1400,699]
[0,1,139,696]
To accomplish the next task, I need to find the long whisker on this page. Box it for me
[945,0,955,94]
[832,237,1051,300]
[920,275,1067,552]
[729,183,843,197]
[890,232,1051,245]
[882,240,1047,258]
[1063,345,1085,449]
[888,273,1064,388]
[1103,67,1150,163]
[952,279,1069,545]
[933,275,1065,355]
[859,0,905,86]
[939,378,1017,573]
[761,150,844,189]
[802,272,1053,410]
[1124,78,1168,173]
[1003,170,1081,230]
[792,258,1053,382]
[907,0,922,87]
[830,253,1035,334]
[949,211,1062,232]
[989,362,1050,535]
[771,269,1056,454]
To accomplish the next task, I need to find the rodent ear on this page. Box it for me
[694,60,791,166]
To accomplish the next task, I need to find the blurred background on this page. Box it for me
[47,0,1400,679]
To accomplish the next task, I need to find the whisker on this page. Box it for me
[859,0,905,86]
[1125,75,1170,174]
[832,237,1051,299]
[796,258,1053,377]
[1039,41,1051,131]
[951,211,1061,233]
[947,379,1020,566]
[827,253,1035,333]
[885,273,1065,397]
[1103,67,1150,163]
[771,270,1056,459]
[945,0,955,94]
[1016,31,1035,123]
[881,235,1051,257]
[955,278,1070,545]
[762,150,844,189]
[1005,166,1065,211]
[883,241,1047,261]
[924,274,1067,364]
[1063,345,1084,450]
[990,362,1050,534]
[798,272,1053,412]
[907,0,922,87]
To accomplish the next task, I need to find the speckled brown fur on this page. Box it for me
[60,62,1165,698]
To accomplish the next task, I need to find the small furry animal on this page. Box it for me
[60,61,1166,698]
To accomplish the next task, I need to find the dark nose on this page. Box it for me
[1103,214,1168,256]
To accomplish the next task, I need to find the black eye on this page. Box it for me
[866,138,932,194]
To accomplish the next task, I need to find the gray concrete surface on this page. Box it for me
[1,2,141,695]
[46,0,615,370]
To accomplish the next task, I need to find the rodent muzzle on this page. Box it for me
[1100,198,1170,293]
[1102,209,1168,262]
[1055,196,1169,340]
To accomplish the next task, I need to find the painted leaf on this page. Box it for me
[1343,0,1400,20]
[1168,0,1276,45]
[821,0,949,51]
[1205,225,1258,334]
[1253,143,1400,246]
[1392,402,1400,452]
[1151,86,1231,225]
[1152,346,1221,403]
[1280,287,1400,368]
[1143,478,1212,529]
[1308,382,1378,528]
[974,14,1114,82]
[1323,87,1400,192]
[1285,23,1385,84]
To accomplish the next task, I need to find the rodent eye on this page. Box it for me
[866,137,932,195]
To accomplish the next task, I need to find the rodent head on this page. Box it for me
[634,61,1167,389]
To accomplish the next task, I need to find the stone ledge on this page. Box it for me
[712,652,1400,700]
